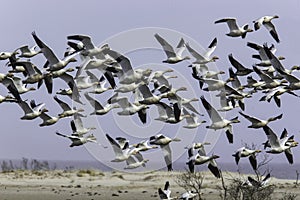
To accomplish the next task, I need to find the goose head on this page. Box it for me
[211,56,219,62]
[243,24,253,32]
[211,154,220,160]
[66,68,75,72]
[183,55,191,60]
[291,65,300,71]
[277,56,285,61]
[67,57,77,63]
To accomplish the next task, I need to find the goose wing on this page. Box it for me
[2,77,21,101]
[138,84,154,99]
[161,144,173,171]
[106,134,123,156]
[215,18,239,31]
[84,93,104,110]
[67,34,95,50]
[263,21,280,43]
[204,37,217,58]
[263,126,280,148]
[54,95,72,111]
[32,32,59,65]
[185,43,205,60]
[228,54,252,74]
[208,160,221,178]
[249,154,258,170]
[239,111,262,124]
[154,33,176,58]
[18,100,32,114]
[284,148,293,164]
[200,96,222,122]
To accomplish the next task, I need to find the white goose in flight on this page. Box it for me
[56,132,98,147]
[53,95,85,118]
[149,134,181,171]
[105,134,139,162]
[155,34,190,64]
[17,100,48,120]
[186,145,221,178]
[253,15,280,43]
[214,18,253,38]
[185,37,219,64]
[232,147,261,170]
[84,92,119,115]
[263,126,298,164]
[16,44,41,58]
[239,111,283,129]
[39,112,61,127]
[32,32,77,72]
[200,96,239,143]
[71,114,96,136]
[158,181,174,200]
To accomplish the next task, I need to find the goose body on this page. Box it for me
[155,34,190,64]
[253,15,280,43]
[232,147,261,170]
[200,96,239,143]
[185,38,219,64]
[18,100,48,120]
[214,18,253,38]
[239,111,282,129]
[263,126,298,164]
[149,134,181,171]
[56,132,97,147]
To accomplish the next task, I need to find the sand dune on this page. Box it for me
[0,170,299,200]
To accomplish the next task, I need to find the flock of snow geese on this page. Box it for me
[0,15,299,189]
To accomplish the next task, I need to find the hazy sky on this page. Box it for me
[0,0,299,172]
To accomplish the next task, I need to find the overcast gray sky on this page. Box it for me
[0,0,299,171]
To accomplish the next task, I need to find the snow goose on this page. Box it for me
[185,142,211,150]
[39,112,61,127]
[232,147,261,170]
[262,128,295,149]
[259,87,299,107]
[32,32,77,72]
[17,100,48,120]
[253,66,288,89]
[179,191,197,200]
[253,15,280,43]
[186,146,221,178]
[228,54,253,76]
[114,80,147,93]
[101,48,151,85]
[262,44,298,74]
[17,61,44,85]
[169,94,201,115]
[53,95,84,118]
[56,87,83,105]
[75,76,99,90]
[158,181,174,200]
[263,126,298,164]
[0,76,22,101]
[217,91,236,112]
[0,94,18,103]
[155,34,190,64]
[106,134,139,162]
[200,96,239,144]
[16,45,41,58]
[70,114,96,136]
[88,75,112,94]
[0,51,18,60]
[214,18,253,38]
[124,156,149,169]
[247,173,271,188]
[84,92,119,115]
[138,84,166,105]
[67,34,109,58]
[56,132,98,147]
[185,38,219,64]
[247,42,285,67]
[132,140,158,152]
[183,110,206,129]
[190,63,225,80]
[149,134,181,171]
[114,96,149,124]
[12,76,35,94]
[154,102,190,124]
[239,111,283,129]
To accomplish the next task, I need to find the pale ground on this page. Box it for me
[0,170,299,200]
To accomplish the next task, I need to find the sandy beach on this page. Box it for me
[0,170,299,200]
